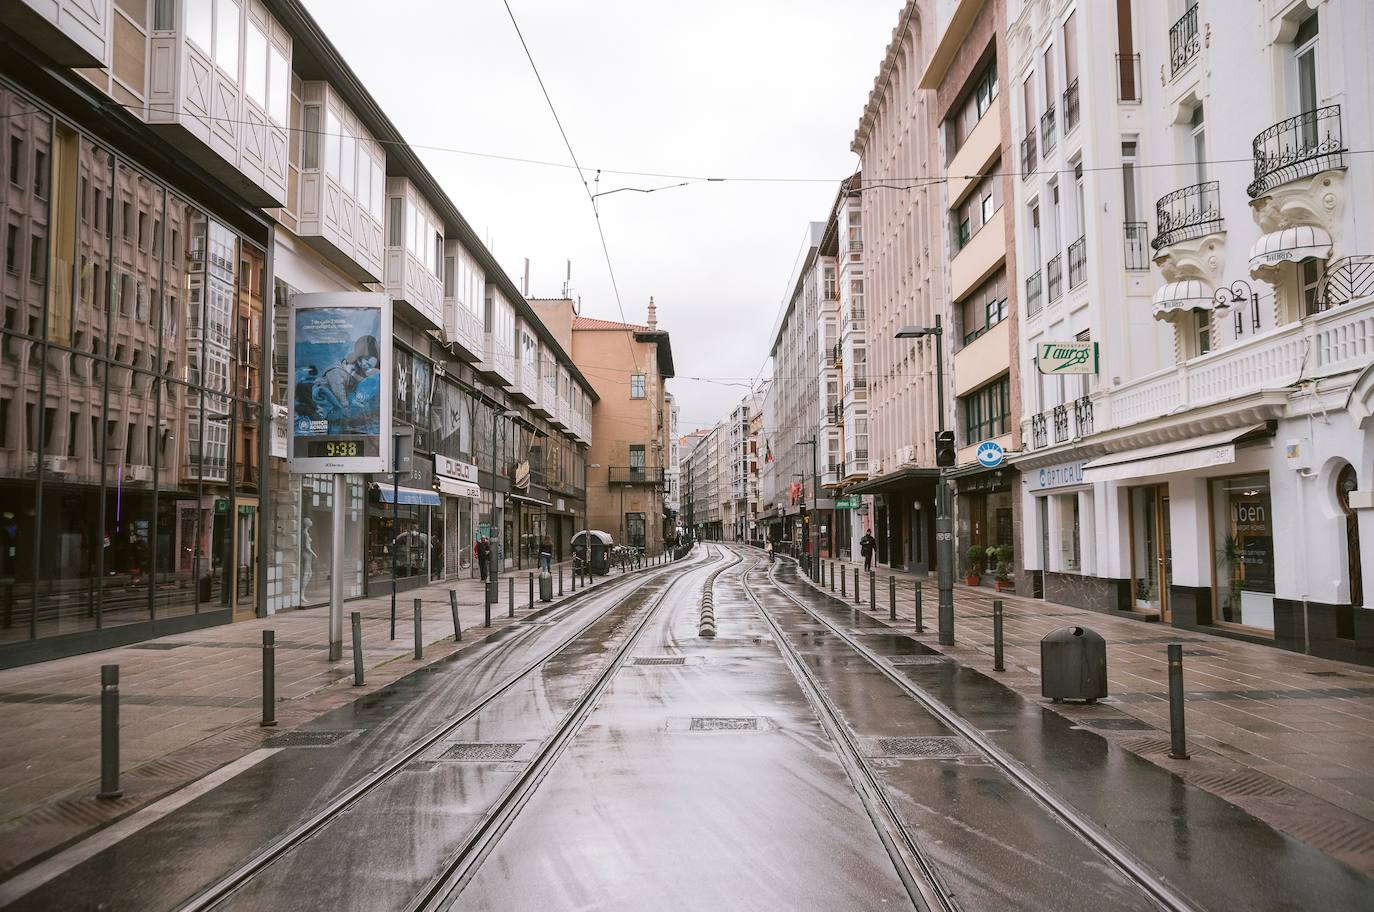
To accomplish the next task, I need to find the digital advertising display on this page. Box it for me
[288,292,392,474]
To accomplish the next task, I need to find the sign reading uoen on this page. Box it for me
[1037,340,1099,375]
[288,292,393,474]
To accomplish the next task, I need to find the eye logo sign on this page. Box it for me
[1038,341,1099,375]
[975,441,1005,468]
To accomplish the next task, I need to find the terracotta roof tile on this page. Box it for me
[571,315,651,332]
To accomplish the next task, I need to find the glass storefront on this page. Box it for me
[0,82,266,652]
[1210,473,1275,629]
[1130,485,1172,617]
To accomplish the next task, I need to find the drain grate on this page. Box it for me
[689,717,758,732]
[886,655,951,666]
[1188,771,1294,798]
[1082,717,1157,732]
[634,656,687,666]
[1120,736,1175,755]
[439,742,524,761]
[874,736,972,759]
[1181,649,1222,658]
[1282,814,1374,857]
[263,730,356,748]
[127,642,185,650]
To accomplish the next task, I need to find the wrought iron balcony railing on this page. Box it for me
[1117,54,1141,103]
[1025,269,1043,316]
[608,465,666,485]
[1068,236,1087,289]
[1040,105,1057,154]
[1047,253,1063,303]
[1312,255,1374,313]
[1020,126,1037,178]
[1153,181,1222,251]
[1030,412,1048,449]
[1246,105,1346,199]
[1062,79,1080,132]
[1052,404,1070,444]
[1124,222,1150,270]
[1169,5,1199,76]
[1073,395,1094,437]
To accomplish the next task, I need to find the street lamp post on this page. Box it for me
[896,316,954,646]
[797,438,819,579]
[490,406,521,603]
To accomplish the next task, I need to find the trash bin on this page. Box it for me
[573,530,614,576]
[1040,625,1108,703]
[539,571,553,602]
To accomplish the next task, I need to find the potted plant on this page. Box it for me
[993,545,1015,592]
[964,545,986,586]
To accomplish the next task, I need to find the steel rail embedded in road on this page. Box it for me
[412,545,741,912]
[760,551,1199,912]
[737,556,956,912]
[175,549,706,912]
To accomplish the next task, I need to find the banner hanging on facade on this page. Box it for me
[1037,340,1099,374]
[288,292,392,474]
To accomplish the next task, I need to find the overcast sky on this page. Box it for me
[303,0,903,432]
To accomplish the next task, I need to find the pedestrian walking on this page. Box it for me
[860,529,876,572]
[475,536,491,582]
[539,534,554,573]
[765,539,775,564]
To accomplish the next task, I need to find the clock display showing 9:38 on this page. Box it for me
[302,440,366,458]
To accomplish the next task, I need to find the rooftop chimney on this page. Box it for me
[647,295,657,329]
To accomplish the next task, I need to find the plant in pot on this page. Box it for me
[964,545,986,586]
[993,545,1015,592]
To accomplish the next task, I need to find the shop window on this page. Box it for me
[1210,474,1275,628]
[1057,493,1080,571]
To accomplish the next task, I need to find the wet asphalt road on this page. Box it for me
[4,544,1372,911]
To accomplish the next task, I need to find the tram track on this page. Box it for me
[175,547,716,912]
[751,548,1198,912]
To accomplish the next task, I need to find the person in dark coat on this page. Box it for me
[859,530,876,572]
[475,536,491,582]
[539,535,554,573]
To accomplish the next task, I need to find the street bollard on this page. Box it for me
[260,631,276,728]
[529,572,535,610]
[869,573,876,614]
[1168,644,1190,759]
[449,590,462,643]
[914,582,925,632]
[854,568,860,605]
[841,567,847,598]
[829,562,834,591]
[889,576,897,621]
[558,564,564,595]
[571,565,577,591]
[993,600,1005,672]
[97,664,123,799]
[484,594,491,628]
[413,599,423,660]
[351,612,364,685]
[508,577,515,618]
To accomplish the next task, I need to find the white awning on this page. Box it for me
[1151,280,1214,320]
[1248,225,1332,273]
[436,476,480,499]
[1081,425,1269,483]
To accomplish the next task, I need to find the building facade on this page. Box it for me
[1007,0,1374,664]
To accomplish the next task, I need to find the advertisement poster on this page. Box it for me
[288,292,392,474]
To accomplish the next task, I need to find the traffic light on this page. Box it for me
[935,430,956,468]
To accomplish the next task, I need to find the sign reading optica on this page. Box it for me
[975,441,1005,468]
[1037,340,1099,374]
[288,292,392,474]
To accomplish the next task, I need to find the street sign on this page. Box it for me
[975,440,1005,468]
[1037,340,1099,374]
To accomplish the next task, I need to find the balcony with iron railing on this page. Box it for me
[1153,181,1222,251]
[1046,253,1063,303]
[1068,236,1086,289]
[849,239,863,255]
[1073,395,1094,437]
[1020,126,1037,178]
[1169,5,1200,77]
[1246,104,1346,199]
[1052,403,1070,444]
[1124,222,1150,270]
[1309,256,1374,314]
[1030,412,1048,449]
[608,465,666,486]
[1117,54,1141,103]
[1062,79,1079,133]
[1025,269,1043,316]
[1040,105,1057,154]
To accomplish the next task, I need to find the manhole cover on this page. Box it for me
[439,742,524,761]
[263,730,356,748]
[689,717,759,732]
[1082,717,1156,731]
[886,655,951,665]
[634,656,687,666]
[874,736,972,759]
[128,642,184,650]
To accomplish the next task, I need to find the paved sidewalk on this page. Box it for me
[0,555,662,875]
[799,553,1374,877]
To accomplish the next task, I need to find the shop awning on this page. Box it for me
[844,465,938,494]
[436,476,480,499]
[1249,225,1331,273]
[1081,424,1271,483]
[1151,280,1214,320]
[508,492,553,507]
[376,485,441,506]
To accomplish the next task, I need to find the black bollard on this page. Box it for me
[841,567,847,598]
[97,665,123,799]
[854,568,860,604]
[508,577,515,618]
[529,572,535,610]
[914,582,925,632]
[260,631,276,728]
[449,590,462,643]
[413,598,423,660]
[558,564,564,596]
[484,594,491,628]
[869,572,876,614]
[993,600,1005,672]
[1168,645,1190,759]
[889,576,897,621]
[351,612,364,685]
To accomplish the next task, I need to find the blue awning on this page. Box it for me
[376,485,441,506]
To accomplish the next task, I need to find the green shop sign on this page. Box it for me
[835,495,861,510]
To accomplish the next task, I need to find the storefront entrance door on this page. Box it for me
[232,499,258,621]
[1130,486,1172,620]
